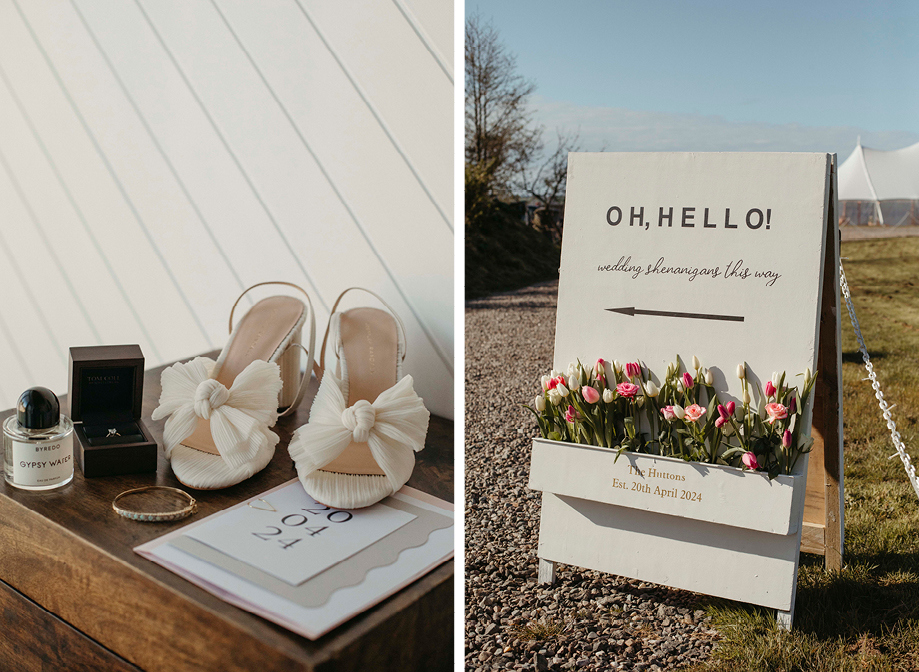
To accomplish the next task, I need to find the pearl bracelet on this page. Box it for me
[113,486,197,522]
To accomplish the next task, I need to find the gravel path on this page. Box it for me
[465,281,720,671]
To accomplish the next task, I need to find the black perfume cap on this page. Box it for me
[17,387,61,430]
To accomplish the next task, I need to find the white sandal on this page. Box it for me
[152,281,316,490]
[288,288,429,509]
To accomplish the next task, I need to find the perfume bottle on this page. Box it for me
[3,387,74,491]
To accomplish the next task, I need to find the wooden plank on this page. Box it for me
[0,352,453,672]
[803,160,844,575]
[821,159,844,570]
[776,609,793,630]
[0,77,158,362]
[0,0,211,363]
[301,0,453,208]
[538,493,802,612]
[0,578,141,672]
[538,559,556,585]
[800,521,825,555]
[530,439,806,535]
[805,347,828,528]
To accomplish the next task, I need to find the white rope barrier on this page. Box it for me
[840,261,919,501]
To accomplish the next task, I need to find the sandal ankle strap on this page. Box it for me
[228,281,314,333]
[318,287,407,376]
[227,281,317,417]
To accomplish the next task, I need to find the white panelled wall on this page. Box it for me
[0,0,453,418]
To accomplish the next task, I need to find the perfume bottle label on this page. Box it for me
[10,435,73,487]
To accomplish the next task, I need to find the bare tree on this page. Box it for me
[465,14,541,197]
[517,129,581,241]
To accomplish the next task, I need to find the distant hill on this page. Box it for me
[465,198,560,300]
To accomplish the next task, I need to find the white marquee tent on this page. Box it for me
[838,139,919,226]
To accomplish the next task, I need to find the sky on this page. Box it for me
[465,1,919,160]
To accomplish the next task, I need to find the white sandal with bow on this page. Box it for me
[288,288,429,509]
[152,282,316,490]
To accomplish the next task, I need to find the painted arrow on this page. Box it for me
[606,307,744,323]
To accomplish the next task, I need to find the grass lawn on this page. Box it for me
[688,237,919,671]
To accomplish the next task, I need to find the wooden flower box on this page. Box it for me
[528,437,809,622]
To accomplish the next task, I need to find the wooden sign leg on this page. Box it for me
[777,609,793,630]
[800,161,844,571]
[538,559,556,585]
[822,180,844,571]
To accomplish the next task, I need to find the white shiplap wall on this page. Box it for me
[0,0,453,418]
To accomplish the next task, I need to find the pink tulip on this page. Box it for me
[582,386,600,404]
[788,396,797,414]
[765,381,776,398]
[594,358,607,382]
[742,452,760,470]
[661,406,677,421]
[715,403,730,429]
[765,403,788,425]
[547,378,558,391]
[616,382,640,398]
[725,401,736,415]
[565,405,581,423]
[682,372,694,389]
[625,362,641,379]
[782,429,792,448]
[683,403,705,422]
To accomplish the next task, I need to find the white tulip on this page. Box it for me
[674,404,685,420]
[567,362,579,377]
[742,388,751,405]
[548,390,562,406]
[692,355,701,371]
[540,375,551,390]
[704,369,714,386]
[737,363,746,380]
[535,395,546,412]
[667,361,676,377]
[602,388,614,403]
[557,383,569,397]
[805,367,812,382]
[613,360,623,373]
[676,381,684,394]
[550,369,560,379]
[645,381,660,397]
[567,375,578,391]
[771,371,780,385]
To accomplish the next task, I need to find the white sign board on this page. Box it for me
[532,152,834,629]
[555,152,831,395]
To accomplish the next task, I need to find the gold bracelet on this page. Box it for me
[113,486,197,522]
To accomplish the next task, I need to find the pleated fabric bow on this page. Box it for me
[288,371,429,493]
[151,357,283,468]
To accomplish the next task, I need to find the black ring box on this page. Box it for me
[68,345,157,477]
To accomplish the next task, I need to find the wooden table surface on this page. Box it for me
[0,352,453,672]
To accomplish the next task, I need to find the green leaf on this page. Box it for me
[720,447,746,460]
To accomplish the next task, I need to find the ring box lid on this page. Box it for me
[68,344,145,426]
